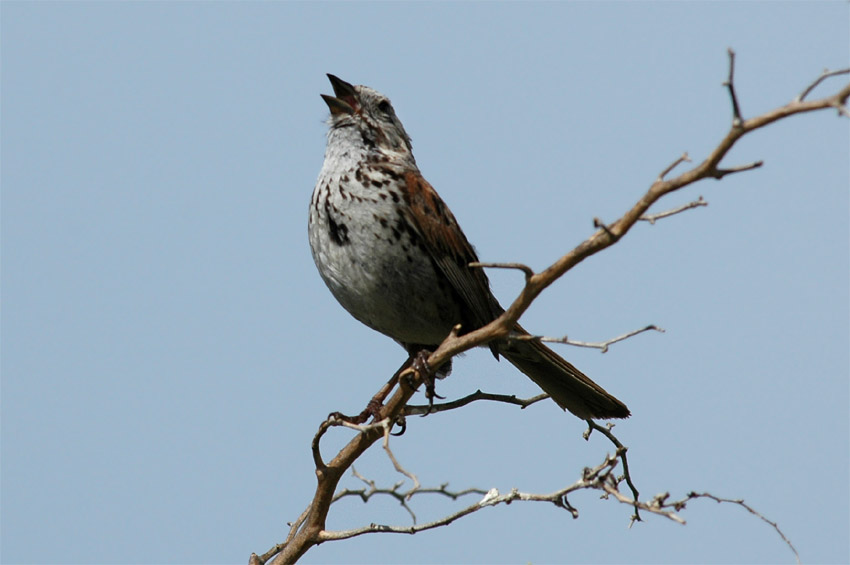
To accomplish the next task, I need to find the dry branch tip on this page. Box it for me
[658,152,692,181]
[469,261,535,281]
[520,324,663,353]
[640,198,707,224]
[723,48,744,126]
[796,67,850,102]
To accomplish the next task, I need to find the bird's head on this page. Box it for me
[321,74,415,165]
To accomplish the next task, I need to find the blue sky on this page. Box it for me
[2,2,848,564]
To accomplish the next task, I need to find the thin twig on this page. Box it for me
[657,152,691,181]
[315,453,640,542]
[723,48,743,126]
[342,467,417,522]
[584,420,641,523]
[469,261,535,282]
[334,468,489,525]
[311,420,332,471]
[592,217,619,241]
[640,197,707,224]
[709,160,764,179]
[599,483,685,525]
[334,418,417,492]
[283,506,310,545]
[686,492,801,565]
[406,390,549,415]
[337,417,391,434]
[314,451,755,543]
[379,419,421,497]
[796,68,850,102]
[515,324,664,354]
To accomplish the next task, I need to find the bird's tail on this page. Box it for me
[498,325,630,420]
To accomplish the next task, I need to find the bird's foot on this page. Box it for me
[327,372,400,425]
[410,349,445,415]
[327,397,382,426]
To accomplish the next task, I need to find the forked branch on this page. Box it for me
[424,56,850,374]
[259,57,848,565]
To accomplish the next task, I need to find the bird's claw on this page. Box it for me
[412,350,445,415]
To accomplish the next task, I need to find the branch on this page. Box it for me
[796,67,850,103]
[584,420,641,522]
[709,160,763,179]
[377,418,420,494]
[271,370,428,563]
[418,59,850,381]
[259,57,845,564]
[314,453,644,542]
[334,468,488,524]
[639,197,707,224]
[723,48,744,126]
[468,261,535,281]
[285,458,798,565]
[312,454,795,550]
[406,390,549,416]
[514,324,664,354]
[685,492,800,564]
[657,152,691,181]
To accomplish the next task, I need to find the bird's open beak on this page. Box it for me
[322,74,358,115]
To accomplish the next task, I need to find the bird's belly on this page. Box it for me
[309,200,462,347]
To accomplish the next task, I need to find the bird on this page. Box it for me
[308,74,629,420]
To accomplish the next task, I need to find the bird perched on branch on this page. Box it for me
[309,74,629,420]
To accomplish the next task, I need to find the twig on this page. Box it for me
[317,465,801,549]
[424,62,850,376]
[336,417,392,435]
[723,48,743,126]
[796,68,850,102]
[334,468,488,525]
[313,451,770,543]
[592,217,618,241]
[342,467,417,522]
[686,492,801,564]
[314,453,632,542]
[406,390,549,416]
[709,160,764,179]
[379,419,420,497]
[334,419,420,492]
[311,420,333,470]
[639,197,707,224]
[515,324,664,354]
[269,364,427,563]
[264,415,800,564]
[468,261,535,282]
[584,420,641,523]
[657,152,691,181]
[599,483,685,525]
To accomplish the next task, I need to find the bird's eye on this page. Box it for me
[377,99,391,113]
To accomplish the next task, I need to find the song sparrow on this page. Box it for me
[309,74,629,420]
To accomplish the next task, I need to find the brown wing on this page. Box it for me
[397,170,504,336]
[395,170,630,419]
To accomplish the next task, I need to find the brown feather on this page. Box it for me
[397,171,630,419]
